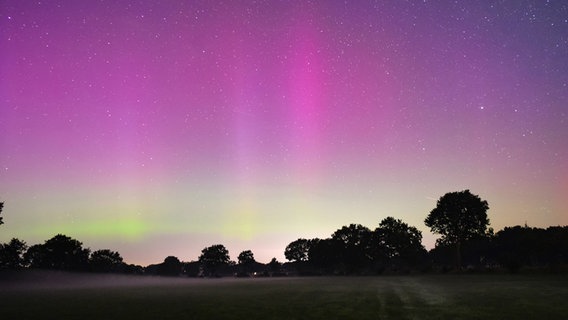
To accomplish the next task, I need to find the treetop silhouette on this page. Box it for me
[425,189,490,269]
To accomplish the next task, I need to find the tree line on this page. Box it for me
[0,234,284,277]
[1,190,567,276]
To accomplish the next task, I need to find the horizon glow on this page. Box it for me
[1,1,567,265]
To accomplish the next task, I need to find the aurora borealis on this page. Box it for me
[1,1,567,265]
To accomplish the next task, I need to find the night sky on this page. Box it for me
[1,1,567,265]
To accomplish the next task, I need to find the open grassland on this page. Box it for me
[1,273,567,319]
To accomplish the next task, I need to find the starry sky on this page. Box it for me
[1,1,567,266]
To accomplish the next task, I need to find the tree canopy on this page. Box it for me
[199,244,230,276]
[24,234,90,270]
[237,250,255,265]
[332,224,373,273]
[159,256,182,276]
[285,239,311,262]
[0,238,27,269]
[89,249,124,273]
[375,217,426,269]
[26,234,90,270]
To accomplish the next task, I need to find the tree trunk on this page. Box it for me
[455,241,462,271]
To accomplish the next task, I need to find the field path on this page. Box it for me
[375,277,449,320]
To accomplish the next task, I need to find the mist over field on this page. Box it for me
[0,270,196,291]
[1,272,567,320]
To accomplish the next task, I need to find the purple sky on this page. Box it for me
[1,1,567,265]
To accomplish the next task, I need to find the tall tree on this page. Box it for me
[198,244,230,277]
[425,190,489,269]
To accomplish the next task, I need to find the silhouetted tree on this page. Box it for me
[331,224,373,274]
[462,228,494,269]
[425,190,489,269]
[89,249,123,273]
[238,250,255,265]
[23,244,45,268]
[545,226,568,269]
[158,256,182,276]
[431,236,491,272]
[0,201,4,226]
[24,234,90,270]
[199,244,230,277]
[374,217,426,272]
[0,238,28,269]
[237,250,255,276]
[268,257,283,275]
[122,263,144,275]
[285,239,311,262]
[492,226,537,272]
[427,242,455,272]
[489,225,568,272]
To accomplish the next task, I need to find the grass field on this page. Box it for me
[1,272,567,319]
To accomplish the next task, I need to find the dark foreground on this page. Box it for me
[1,272,567,319]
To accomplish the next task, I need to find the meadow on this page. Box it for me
[1,272,567,319]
